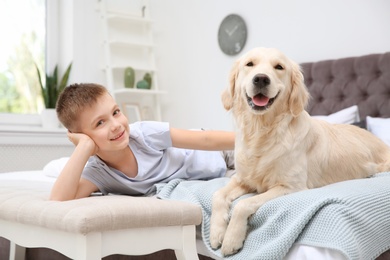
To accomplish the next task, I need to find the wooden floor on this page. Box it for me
[0,237,214,260]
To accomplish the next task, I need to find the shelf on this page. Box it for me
[0,125,67,133]
[103,65,156,72]
[108,40,153,49]
[100,0,163,121]
[107,13,152,24]
[113,88,166,95]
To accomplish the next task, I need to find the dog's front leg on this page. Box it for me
[221,185,293,256]
[210,176,248,249]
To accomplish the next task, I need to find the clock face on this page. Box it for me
[218,14,247,56]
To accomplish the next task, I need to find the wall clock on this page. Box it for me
[218,14,247,56]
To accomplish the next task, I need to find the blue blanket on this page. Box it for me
[156,172,390,260]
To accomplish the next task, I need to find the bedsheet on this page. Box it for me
[156,173,390,260]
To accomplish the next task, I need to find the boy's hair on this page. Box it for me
[56,83,108,130]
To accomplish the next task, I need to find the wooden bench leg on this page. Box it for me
[9,241,26,260]
[74,232,102,260]
[174,226,199,260]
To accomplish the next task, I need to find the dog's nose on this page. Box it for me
[252,74,270,88]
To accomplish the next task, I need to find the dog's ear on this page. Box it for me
[288,61,310,117]
[221,61,239,111]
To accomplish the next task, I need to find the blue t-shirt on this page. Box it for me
[82,121,227,195]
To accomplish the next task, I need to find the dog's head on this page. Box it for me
[222,47,309,118]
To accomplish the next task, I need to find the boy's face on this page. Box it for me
[77,93,130,153]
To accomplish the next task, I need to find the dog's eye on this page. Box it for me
[275,64,284,70]
[246,61,254,67]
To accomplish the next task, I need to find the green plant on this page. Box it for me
[35,62,72,109]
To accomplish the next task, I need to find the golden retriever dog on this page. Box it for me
[210,47,390,256]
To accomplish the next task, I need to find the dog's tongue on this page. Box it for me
[252,94,270,107]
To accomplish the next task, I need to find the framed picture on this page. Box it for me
[140,106,154,121]
[123,103,141,123]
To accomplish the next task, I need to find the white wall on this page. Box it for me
[150,0,390,130]
[61,0,103,85]
[65,0,390,131]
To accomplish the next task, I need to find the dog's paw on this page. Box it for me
[210,208,230,249]
[209,224,226,249]
[220,232,245,256]
[219,217,247,256]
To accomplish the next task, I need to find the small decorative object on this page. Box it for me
[218,14,247,56]
[136,79,150,90]
[123,103,141,123]
[143,72,152,87]
[141,106,153,120]
[124,67,135,88]
[36,62,72,128]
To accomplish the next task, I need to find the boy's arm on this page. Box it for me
[170,127,235,151]
[49,134,98,201]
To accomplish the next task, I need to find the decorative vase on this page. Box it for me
[41,108,60,128]
[143,73,152,87]
[124,67,135,88]
[136,79,151,89]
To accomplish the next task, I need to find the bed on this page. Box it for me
[1,51,390,260]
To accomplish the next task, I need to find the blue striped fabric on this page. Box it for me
[156,172,390,260]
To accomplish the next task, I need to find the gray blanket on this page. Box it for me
[156,172,390,260]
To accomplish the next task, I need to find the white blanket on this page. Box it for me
[156,173,390,260]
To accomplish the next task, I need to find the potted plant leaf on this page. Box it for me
[35,62,72,128]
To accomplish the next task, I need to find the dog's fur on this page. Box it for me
[210,47,390,256]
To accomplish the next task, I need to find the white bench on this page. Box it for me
[0,180,202,260]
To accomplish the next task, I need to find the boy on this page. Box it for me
[50,83,235,201]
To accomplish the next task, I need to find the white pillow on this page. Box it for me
[366,116,390,146]
[43,157,69,178]
[312,105,360,124]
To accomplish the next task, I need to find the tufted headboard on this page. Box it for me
[301,52,390,119]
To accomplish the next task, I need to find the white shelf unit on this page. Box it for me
[99,0,164,123]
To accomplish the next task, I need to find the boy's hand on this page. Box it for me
[67,131,98,155]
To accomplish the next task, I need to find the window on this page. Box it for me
[0,0,45,115]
